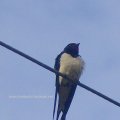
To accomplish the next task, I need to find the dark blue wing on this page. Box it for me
[53,52,63,120]
[63,85,77,117]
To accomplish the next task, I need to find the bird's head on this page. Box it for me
[64,43,80,57]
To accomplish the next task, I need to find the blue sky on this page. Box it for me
[0,0,120,120]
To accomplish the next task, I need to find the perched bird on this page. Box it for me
[53,43,85,120]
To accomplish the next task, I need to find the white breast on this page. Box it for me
[59,53,85,84]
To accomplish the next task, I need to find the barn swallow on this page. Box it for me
[53,43,85,120]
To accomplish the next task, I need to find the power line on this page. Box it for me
[0,41,120,107]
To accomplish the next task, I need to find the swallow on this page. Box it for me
[53,43,85,120]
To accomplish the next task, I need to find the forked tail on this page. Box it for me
[53,87,57,120]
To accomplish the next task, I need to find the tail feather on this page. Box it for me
[53,87,58,120]
[56,106,61,120]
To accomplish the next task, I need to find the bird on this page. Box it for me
[53,43,85,120]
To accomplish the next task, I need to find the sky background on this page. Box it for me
[0,0,120,120]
